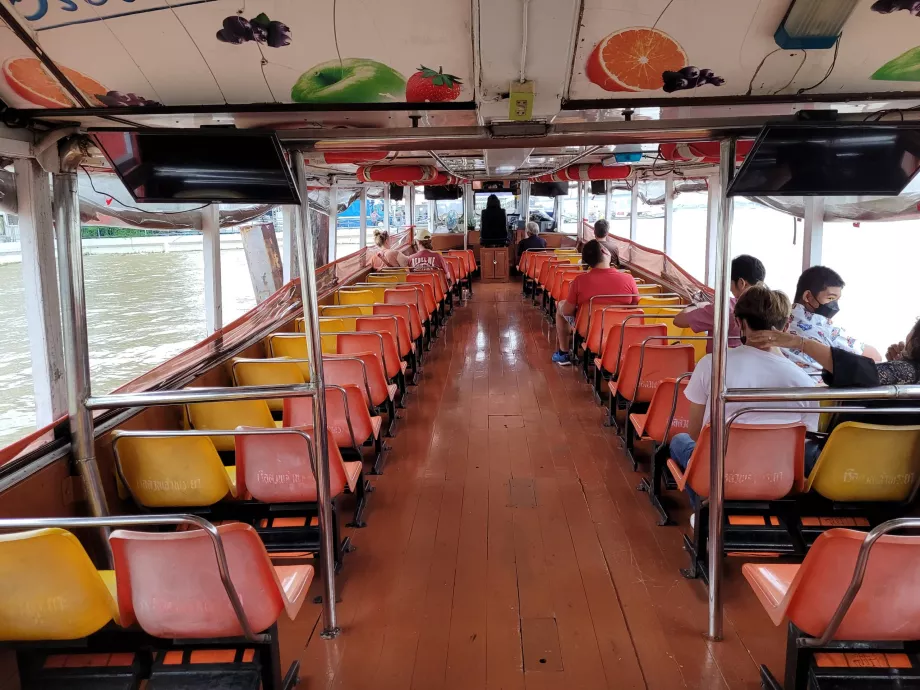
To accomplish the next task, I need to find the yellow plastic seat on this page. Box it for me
[0,528,120,640]
[187,400,276,452]
[367,274,405,284]
[652,311,709,362]
[637,284,662,294]
[807,423,920,502]
[638,296,682,310]
[112,433,237,508]
[338,289,375,306]
[349,284,388,302]
[269,333,337,362]
[320,304,373,317]
[231,358,307,412]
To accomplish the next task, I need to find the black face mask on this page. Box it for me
[739,335,747,345]
[814,300,840,320]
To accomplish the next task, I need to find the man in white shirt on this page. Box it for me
[781,265,881,375]
[669,285,819,506]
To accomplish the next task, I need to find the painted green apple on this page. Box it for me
[872,46,920,81]
[292,58,406,103]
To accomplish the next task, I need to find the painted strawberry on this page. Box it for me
[405,66,462,102]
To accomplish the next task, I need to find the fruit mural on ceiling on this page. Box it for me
[0,0,473,108]
[569,0,920,101]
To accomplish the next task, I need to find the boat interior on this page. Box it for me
[2,1,920,689]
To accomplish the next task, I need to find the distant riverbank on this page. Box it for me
[0,232,245,265]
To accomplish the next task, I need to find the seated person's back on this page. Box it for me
[517,221,547,264]
[408,232,448,276]
[480,194,508,245]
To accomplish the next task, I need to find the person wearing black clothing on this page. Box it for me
[517,221,546,266]
[480,194,508,246]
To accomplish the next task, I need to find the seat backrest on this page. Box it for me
[0,528,118,640]
[338,289,375,306]
[783,528,920,641]
[599,322,666,376]
[405,273,441,307]
[617,343,695,403]
[586,306,645,354]
[538,259,565,287]
[318,317,345,333]
[283,384,374,448]
[559,273,579,302]
[447,249,475,274]
[373,304,414,355]
[320,304,373,317]
[349,284,388,302]
[639,295,683,310]
[641,377,691,443]
[328,351,389,407]
[110,523,285,638]
[443,254,465,279]
[337,331,392,380]
[112,433,234,507]
[551,266,582,301]
[232,354,310,411]
[806,423,920,502]
[323,355,372,407]
[267,335,311,377]
[235,427,345,502]
[576,295,636,339]
[187,400,276,452]
[356,317,402,376]
[384,288,426,334]
[683,423,806,499]
[367,273,404,284]
[637,284,661,294]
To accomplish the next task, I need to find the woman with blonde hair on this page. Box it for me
[370,229,408,269]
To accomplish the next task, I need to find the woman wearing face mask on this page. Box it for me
[780,265,882,375]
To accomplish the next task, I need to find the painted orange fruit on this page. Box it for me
[3,57,106,108]
[586,27,687,92]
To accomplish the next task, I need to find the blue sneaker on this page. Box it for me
[552,351,572,366]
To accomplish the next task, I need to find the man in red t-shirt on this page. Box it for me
[553,240,638,365]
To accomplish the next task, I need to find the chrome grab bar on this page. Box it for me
[725,385,920,403]
[0,514,267,643]
[86,384,317,410]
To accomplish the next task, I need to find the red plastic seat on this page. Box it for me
[109,523,313,638]
[585,307,645,358]
[373,304,415,358]
[668,423,807,501]
[340,329,402,381]
[326,351,394,408]
[405,273,441,313]
[383,289,425,341]
[609,343,695,405]
[283,384,381,452]
[597,323,667,380]
[629,377,691,444]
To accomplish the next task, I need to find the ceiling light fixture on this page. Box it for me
[774,0,858,49]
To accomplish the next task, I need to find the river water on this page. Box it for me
[0,250,255,448]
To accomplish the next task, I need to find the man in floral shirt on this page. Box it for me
[781,266,882,375]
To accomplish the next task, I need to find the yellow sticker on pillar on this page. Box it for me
[509,81,534,121]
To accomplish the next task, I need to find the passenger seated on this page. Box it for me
[407,230,449,278]
[370,229,409,269]
[781,265,882,374]
[517,221,546,265]
[553,239,639,366]
[672,254,764,354]
[577,219,621,267]
[749,316,920,426]
[669,285,819,506]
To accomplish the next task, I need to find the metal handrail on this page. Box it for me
[111,427,318,509]
[86,384,317,410]
[0,514,267,643]
[725,385,920,403]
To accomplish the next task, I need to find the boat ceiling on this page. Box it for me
[5,0,920,178]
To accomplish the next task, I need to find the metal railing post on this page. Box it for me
[293,151,340,639]
[707,136,735,641]
[53,140,111,562]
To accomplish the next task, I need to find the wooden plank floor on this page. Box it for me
[288,280,785,690]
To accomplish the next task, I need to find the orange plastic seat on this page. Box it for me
[585,307,645,358]
[550,266,583,303]
[110,523,313,638]
[373,304,416,358]
[529,252,554,281]
[283,384,382,453]
[575,295,638,341]
[405,273,441,312]
[355,317,406,380]
[743,527,920,641]
[668,423,807,501]
[609,342,694,405]
[629,377,691,444]
[597,323,667,381]
[235,427,353,502]
[327,352,394,408]
[447,249,475,276]
[384,289,425,341]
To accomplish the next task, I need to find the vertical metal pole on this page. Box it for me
[707,137,736,642]
[359,186,368,248]
[629,180,639,241]
[463,184,471,250]
[383,184,390,233]
[663,176,675,256]
[576,181,584,236]
[521,180,531,227]
[604,180,612,221]
[281,206,295,283]
[428,199,436,234]
[328,179,338,262]
[408,185,416,231]
[53,162,111,557]
[293,152,339,638]
[553,196,561,233]
[201,205,222,334]
[802,196,825,270]
[705,173,721,287]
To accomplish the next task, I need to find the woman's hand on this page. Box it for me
[886,341,906,362]
[745,329,801,349]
